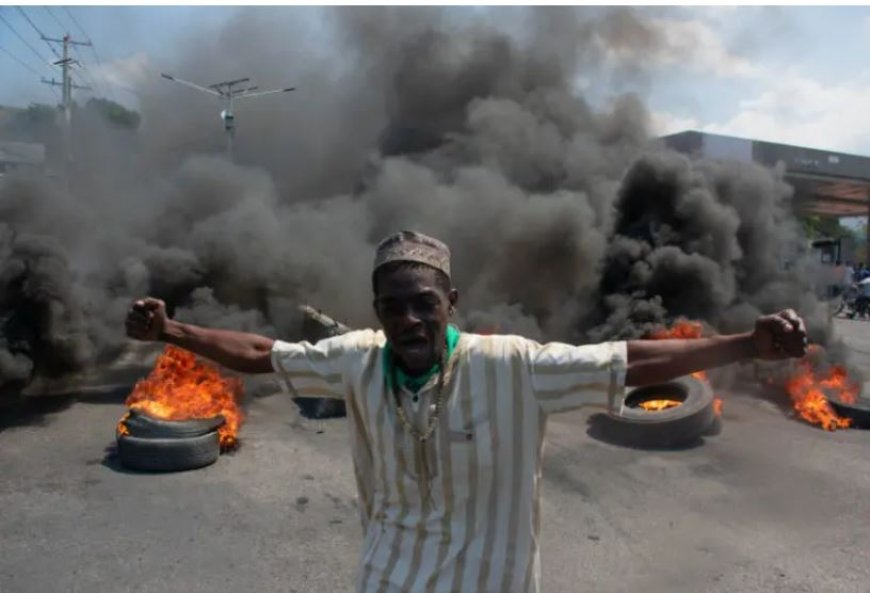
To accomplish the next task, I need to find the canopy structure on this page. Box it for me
[662,131,870,261]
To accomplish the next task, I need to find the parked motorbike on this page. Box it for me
[834,284,870,319]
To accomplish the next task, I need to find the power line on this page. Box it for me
[42,6,66,33]
[58,6,113,100]
[61,6,88,39]
[42,34,92,173]
[26,6,99,101]
[17,7,61,61]
[72,57,101,97]
[0,43,61,102]
[18,5,94,100]
[41,7,102,97]
[0,43,40,76]
[64,45,102,97]
[0,9,51,68]
[24,6,97,97]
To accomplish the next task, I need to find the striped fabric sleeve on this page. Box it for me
[270,331,373,399]
[528,340,628,415]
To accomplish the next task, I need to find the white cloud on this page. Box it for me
[702,69,870,154]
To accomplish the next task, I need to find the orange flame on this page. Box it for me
[638,399,681,411]
[648,319,723,415]
[117,412,130,436]
[785,360,857,431]
[648,319,704,340]
[121,345,244,449]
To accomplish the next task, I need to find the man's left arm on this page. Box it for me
[625,309,808,387]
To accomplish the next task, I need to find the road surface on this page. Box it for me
[1,318,868,593]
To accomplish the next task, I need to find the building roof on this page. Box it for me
[662,131,870,218]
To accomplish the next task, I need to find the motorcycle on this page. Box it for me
[834,284,870,319]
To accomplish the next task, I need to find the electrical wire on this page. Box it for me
[42,6,66,32]
[0,9,51,68]
[0,43,40,76]
[0,43,63,102]
[59,6,113,100]
[17,6,61,60]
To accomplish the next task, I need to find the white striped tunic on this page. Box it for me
[272,330,628,593]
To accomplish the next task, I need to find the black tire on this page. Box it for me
[827,398,870,429]
[293,308,350,420]
[293,397,347,419]
[117,431,220,472]
[591,375,716,449]
[123,408,225,439]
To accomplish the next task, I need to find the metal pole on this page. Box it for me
[161,73,293,165]
[42,33,90,177]
[62,35,72,174]
[226,94,234,162]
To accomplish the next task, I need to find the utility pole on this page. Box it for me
[41,34,91,174]
[161,73,295,162]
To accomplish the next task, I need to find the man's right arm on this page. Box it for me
[161,320,275,373]
[125,297,275,374]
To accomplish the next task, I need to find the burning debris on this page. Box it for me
[120,345,244,450]
[784,354,861,431]
[646,319,724,416]
[647,320,866,432]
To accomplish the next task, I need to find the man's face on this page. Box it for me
[373,266,458,374]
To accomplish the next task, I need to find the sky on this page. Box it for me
[2,5,870,158]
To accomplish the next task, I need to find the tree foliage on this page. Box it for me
[83,98,141,130]
[799,215,858,240]
[4,104,61,142]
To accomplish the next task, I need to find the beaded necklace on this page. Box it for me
[389,346,448,506]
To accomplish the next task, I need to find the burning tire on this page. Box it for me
[591,375,716,449]
[124,408,226,439]
[827,398,870,429]
[116,431,220,472]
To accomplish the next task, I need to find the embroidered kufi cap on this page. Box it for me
[373,230,451,277]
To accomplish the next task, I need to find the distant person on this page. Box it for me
[855,275,870,317]
[125,231,809,593]
[844,261,855,287]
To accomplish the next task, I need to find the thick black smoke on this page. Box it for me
[0,7,844,393]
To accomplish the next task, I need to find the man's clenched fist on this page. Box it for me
[125,297,168,342]
[753,309,808,360]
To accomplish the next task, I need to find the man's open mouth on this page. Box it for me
[398,336,430,356]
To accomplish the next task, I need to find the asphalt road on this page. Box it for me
[1,319,869,593]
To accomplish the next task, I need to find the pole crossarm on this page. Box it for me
[235,87,295,99]
[40,76,90,91]
[161,73,222,96]
[161,72,296,163]
[41,35,92,47]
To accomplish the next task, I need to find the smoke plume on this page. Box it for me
[0,7,846,392]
